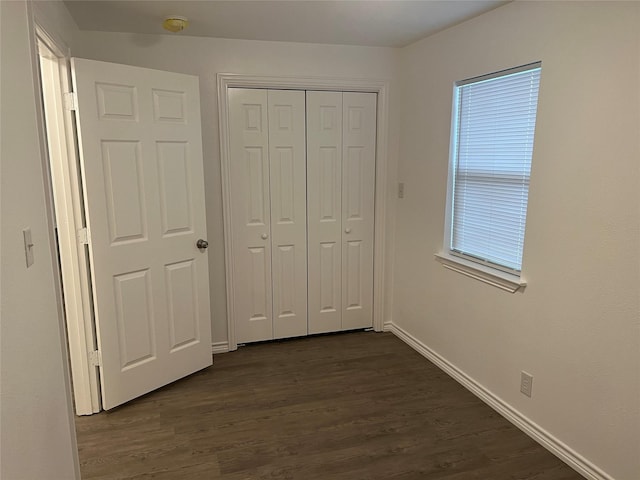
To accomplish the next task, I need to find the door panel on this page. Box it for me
[157,142,193,236]
[319,147,339,220]
[71,58,212,410]
[272,147,295,222]
[113,269,155,369]
[101,140,146,244]
[228,89,273,343]
[342,93,376,330]
[344,240,363,309]
[165,260,199,351]
[152,89,187,123]
[307,91,343,334]
[274,244,296,314]
[268,90,307,339]
[249,246,270,321]
[319,241,341,314]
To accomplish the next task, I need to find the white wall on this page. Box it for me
[394,1,640,479]
[0,1,80,478]
[71,31,400,345]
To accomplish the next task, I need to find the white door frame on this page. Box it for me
[217,74,390,351]
[33,20,100,415]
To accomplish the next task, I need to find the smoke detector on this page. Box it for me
[163,16,189,33]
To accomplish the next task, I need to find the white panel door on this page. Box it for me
[71,58,212,410]
[307,91,343,334]
[228,89,273,343]
[342,92,376,329]
[307,91,376,334]
[267,90,308,339]
[229,89,307,342]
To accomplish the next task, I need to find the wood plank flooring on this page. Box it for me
[75,332,584,479]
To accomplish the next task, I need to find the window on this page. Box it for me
[445,62,541,277]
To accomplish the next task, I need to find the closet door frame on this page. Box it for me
[218,74,390,351]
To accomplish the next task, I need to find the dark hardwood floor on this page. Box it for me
[75,332,584,479]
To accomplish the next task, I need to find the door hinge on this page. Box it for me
[77,227,89,245]
[89,350,102,367]
[64,91,77,111]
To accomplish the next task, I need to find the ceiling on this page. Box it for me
[63,0,509,48]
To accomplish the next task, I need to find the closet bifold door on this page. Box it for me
[307,91,343,334]
[229,88,307,344]
[268,90,307,340]
[306,91,377,334]
[341,92,376,330]
[229,88,272,343]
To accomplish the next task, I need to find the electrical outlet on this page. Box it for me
[520,371,533,397]
[398,182,405,199]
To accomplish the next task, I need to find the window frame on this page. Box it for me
[439,62,541,292]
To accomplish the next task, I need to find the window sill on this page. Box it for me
[434,253,527,293]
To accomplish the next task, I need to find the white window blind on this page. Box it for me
[450,63,541,273]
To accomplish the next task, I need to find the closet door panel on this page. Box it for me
[268,90,307,339]
[229,88,273,343]
[307,91,343,334]
[342,92,376,330]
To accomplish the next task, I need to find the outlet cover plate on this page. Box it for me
[520,371,533,397]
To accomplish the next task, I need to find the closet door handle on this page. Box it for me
[261,233,268,240]
[345,228,352,234]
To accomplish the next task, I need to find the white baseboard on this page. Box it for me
[385,322,612,480]
[383,321,393,332]
[211,341,229,354]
